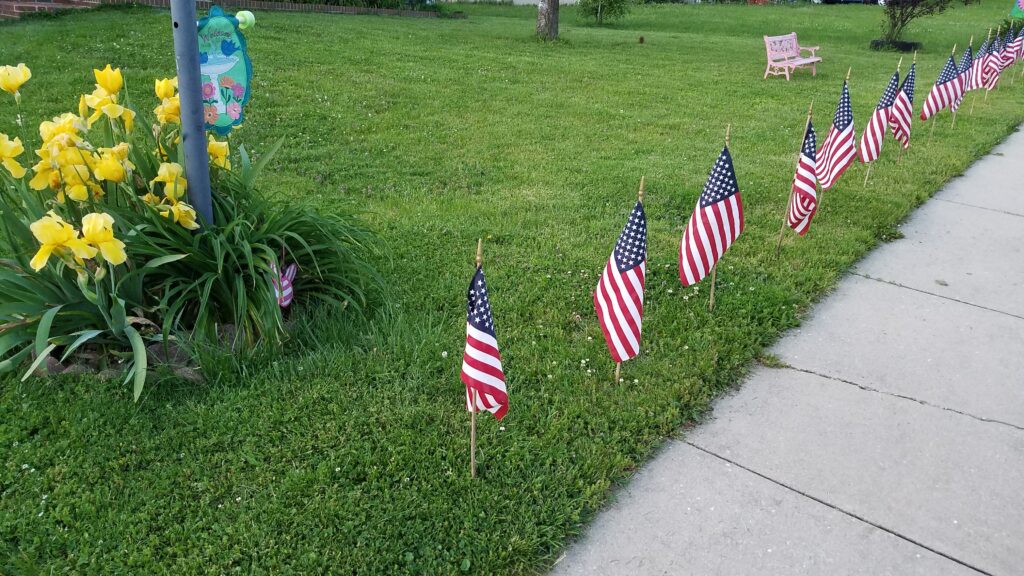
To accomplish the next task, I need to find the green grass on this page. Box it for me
[2,2,1022,573]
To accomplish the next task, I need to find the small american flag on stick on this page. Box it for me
[594,179,647,367]
[984,35,1003,90]
[859,67,900,164]
[461,242,508,422]
[952,42,973,113]
[679,127,744,306]
[920,50,964,120]
[890,61,916,149]
[816,74,856,190]
[968,36,990,92]
[785,108,818,238]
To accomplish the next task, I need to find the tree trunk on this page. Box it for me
[536,0,559,41]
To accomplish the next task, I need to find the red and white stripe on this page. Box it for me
[984,53,1003,90]
[679,195,744,287]
[816,124,855,190]
[920,78,964,120]
[461,323,508,420]
[890,91,913,149]
[594,259,645,362]
[859,107,888,164]
[787,150,817,236]
[968,55,986,91]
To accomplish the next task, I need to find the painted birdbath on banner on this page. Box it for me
[198,6,253,135]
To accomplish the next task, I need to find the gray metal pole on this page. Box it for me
[169,0,214,227]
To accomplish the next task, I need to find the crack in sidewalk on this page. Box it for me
[684,441,997,576]
[851,272,1024,322]
[933,197,1024,219]
[782,366,1024,433]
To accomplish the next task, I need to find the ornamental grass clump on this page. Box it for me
[0,64,379,399]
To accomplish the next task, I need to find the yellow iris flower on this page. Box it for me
[0,63,31,103]
[93,65,123,95]
[154,95,181,125]
[82,87,135,131]
[94,143,134,184]
[207,136,231,170]
[154,77,177,100]
[160,202,201,231]
[94,152,126,183]
[29,211,97,271]
[80,212,127,265]
[0,133,27,179]
[151,162,188,202]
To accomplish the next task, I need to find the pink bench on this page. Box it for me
[764,33,821,81]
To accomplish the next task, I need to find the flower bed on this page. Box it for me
[0,63,379,399]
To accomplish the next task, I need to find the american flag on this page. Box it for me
[787,120,818,236]
[890,63,916,149]
[952,45,973,112]
[859,70,899,163]
[594,200,646,362]
[968,38,990,91]
[816,81,856,190]
[1001,28,1015,70]
[920,54,964,120]
[679,145,744,286]
[984,37,1004,89]
[1012,28,1024,63]
[461,265,508,420]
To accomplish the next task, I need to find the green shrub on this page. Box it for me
[578,0,632,25]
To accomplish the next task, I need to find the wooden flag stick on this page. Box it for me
[709,124,730,312]
[846,66,852,83]
[614,362,621,383]
[928,117,937,144]
[863,163,873,187]
[708,265,717,311]
[470,238,482,479]
[777,101,813,256]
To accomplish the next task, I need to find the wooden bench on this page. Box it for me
[764,33,821,81]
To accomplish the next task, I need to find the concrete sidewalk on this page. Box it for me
[551,129,1024,576]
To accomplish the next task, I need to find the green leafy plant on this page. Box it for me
[0,64,379,399]
[578,0,632,25]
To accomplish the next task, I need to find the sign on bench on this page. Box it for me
[764,33,821,81]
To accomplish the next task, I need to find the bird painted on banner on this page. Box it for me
[816,80,856,190]
[594,199,647,363]
[788,120,818,236]
[679,145,744,287]
[461,265,508,420]
[890,63,916,149]
[920,54,965,120]
[270,262,298,308]
[859,70,900,164]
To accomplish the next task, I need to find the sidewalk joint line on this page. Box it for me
[851,272,1024,322]
[684,441,996,576]
[783,365,1024,433]
[933,197,1024,219]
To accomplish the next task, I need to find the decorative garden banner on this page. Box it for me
[1013,0,1024,19]
[198,6,252,135]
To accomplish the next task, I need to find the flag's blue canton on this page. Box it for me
[1005,29,1014,48]
[937,55,959,85]
[699,147,739,209]
[467,267,496,337]
[958,46,973,74]
[901,63,916,103]
[1018,28,1024,40]
[978,39,990,58]
[613,201,647,273]
[877,71,900,109]
[833,83,853,131]
[992,37,1003,56]
[802,124,817,160]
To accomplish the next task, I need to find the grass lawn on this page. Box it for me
[2,1,1022,573]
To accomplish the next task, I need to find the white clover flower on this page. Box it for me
[441,351,448,359]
